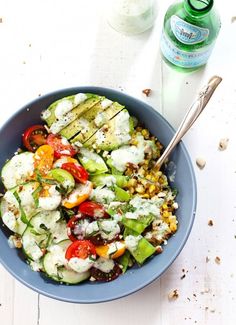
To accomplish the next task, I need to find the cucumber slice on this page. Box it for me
[22,210,67,260]
[71,102,124,145]
[1,152,34,190]
[43,240,90,284]
[0,181,41,234]
[78,148,108,175]
[48,168,75,194]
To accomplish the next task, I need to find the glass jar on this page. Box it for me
[107,0,157,35]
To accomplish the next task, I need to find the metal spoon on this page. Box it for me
[155,75,222,169]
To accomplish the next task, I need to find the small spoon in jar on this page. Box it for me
[155,75,222,170]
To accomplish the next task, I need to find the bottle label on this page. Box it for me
[160,31,214,68]
[171,15,209,45]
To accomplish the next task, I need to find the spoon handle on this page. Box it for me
[155,75,222,169]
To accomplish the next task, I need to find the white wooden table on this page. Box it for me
[0,1,236,324]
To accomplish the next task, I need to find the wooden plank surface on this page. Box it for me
[1,0,236,324]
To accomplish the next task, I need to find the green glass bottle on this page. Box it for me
[160,0,221,71]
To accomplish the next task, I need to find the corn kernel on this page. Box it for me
[136,185,145,193]
[141,194,150,199]
[162,211,170,218]
[127,179,137,187]
[149,184,156,193]
[170,222,177,232]
[162,204,168,210]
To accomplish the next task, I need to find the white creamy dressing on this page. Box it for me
[18,184,38,215]
[102,175,116,187]
[2,211,17,232]
[90,186,115,204]
[110,134,147,172]
[68,256,94,273]
[85,219,120,241]
[125,235,142,251]
[80,147,103,164]
[114,110,131,144]
[95,130,106,145]
[50,112,74,134]
[74,93,88,106]
[41,109,51,120]
[145,221,170,242]
[54,100,73,119]
[48,244,67,274]
[38,186,61,211]
[29,260,42,272]
[54,93,87,119]
[94,111,108,127]
[107,241,124,255]
[77,117,89,133]
[125,196,160,220]
[101,98,113,109]
[99,219,120,240]
[23,235,43,261]
[62,182,91,205]
[33,210,61,233]
[8,235,15,248]
[94,257,115,273]
[53,157,71,168]
[2,153,34,189]
[73,219,90,237]
[85,221,99,235]
[110,145,144,172]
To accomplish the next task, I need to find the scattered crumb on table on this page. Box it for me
[168,289,179,300]
[196,157,206,169]
[215,256,221,264]
[142,88,151,97]
[208,219,214,226]
[218,138,229,151]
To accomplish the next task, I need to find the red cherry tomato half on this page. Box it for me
[66,215,80,242]
[86,234,120,246]
[65,240,96,260]
[61,162,89,184]
[66,214,90,242]
[78,201,109,219]
[90,263,122,282]
[22,125,48,152]
[46,134,77,159]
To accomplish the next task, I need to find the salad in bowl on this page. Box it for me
[0,92,178,284]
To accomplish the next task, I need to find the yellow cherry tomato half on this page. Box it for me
[62,181,93,209]
[95,241,126,260]
[34,144,54,176]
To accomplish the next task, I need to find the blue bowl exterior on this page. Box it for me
[0,87,197,303]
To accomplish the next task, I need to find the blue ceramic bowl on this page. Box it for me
[0,87,197,303]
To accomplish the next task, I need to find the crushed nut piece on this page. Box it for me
[208,219,214,226]
[168,289,179,300]
[156,246,163,254]
[218,138,229,151]
[215,256,221,264]
[231,16,236,23]
[142,88,151,97]
[196,157,206,169]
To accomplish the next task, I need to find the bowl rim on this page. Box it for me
[0,86,197,303]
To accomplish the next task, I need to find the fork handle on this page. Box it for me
[155,75,222,169]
